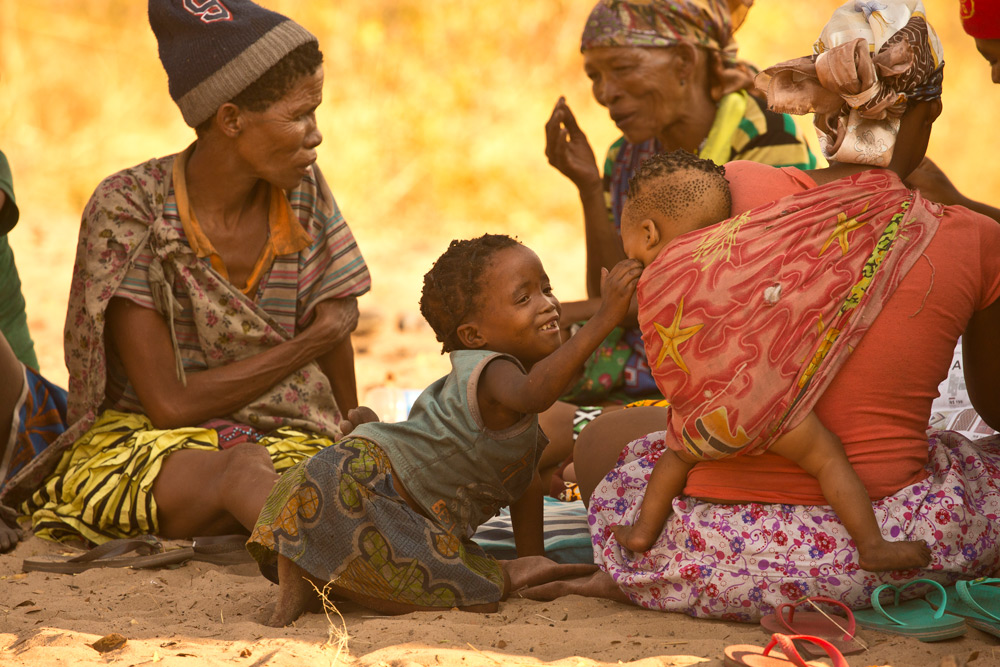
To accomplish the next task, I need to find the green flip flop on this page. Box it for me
[854,579,967,642]
[926,577,1000,639]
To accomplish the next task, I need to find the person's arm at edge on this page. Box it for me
[963,295,1000,431]
[905,157,1000,224]
[107,296,354,428]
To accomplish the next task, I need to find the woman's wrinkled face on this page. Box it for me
[583,46,683,145]
[236,67,324,190]
[975,38,1000,84]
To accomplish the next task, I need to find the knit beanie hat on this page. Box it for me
[149,0,318,128]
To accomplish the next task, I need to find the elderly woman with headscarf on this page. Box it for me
[4,0,372,548]
[537,0,819,500]
[523,0,1000,622]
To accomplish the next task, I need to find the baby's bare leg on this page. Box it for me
[770,413,930,572]
[611,449,696,552]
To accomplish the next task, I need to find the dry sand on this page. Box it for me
[1,533,997,667]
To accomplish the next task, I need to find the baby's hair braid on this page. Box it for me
[420,233,521,353]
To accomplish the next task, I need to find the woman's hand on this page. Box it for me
[545,97,602,191]
[594,259,642,326]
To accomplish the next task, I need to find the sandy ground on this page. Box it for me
[1,534,998,667]
[2,214,999,666]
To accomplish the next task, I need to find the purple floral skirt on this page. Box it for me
[588,430,1000,622]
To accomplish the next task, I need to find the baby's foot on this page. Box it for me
[610,523,659,552]
[857,539,931,572]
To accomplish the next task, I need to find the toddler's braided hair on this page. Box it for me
[626,149,731,222]
[421,233,521,353]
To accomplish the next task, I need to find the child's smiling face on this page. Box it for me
[466,245,562,366]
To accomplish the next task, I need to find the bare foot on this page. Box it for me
[857,539,931,572]
[266,555,323,627]
[0,516,23,553]
[517,570,633,604]
[610,523,658,552]
[500,556,599,599]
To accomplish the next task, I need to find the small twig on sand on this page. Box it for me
[308,580,351,665]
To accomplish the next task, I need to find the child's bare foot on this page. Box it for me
[0,516,23,553]
[857,539,931,572]
[610,523,659,552]
[266,555,323,627]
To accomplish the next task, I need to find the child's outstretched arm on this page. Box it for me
[611,448,696,552]
[481,259,642,415]
[770,411,931,572]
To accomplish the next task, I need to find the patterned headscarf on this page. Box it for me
[755,1,944,167]
[581,0,756,99]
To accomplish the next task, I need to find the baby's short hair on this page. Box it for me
[625,150,731,225]
[420,233,521,353]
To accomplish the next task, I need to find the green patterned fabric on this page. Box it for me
[0,150,38,370]
[248,436,505,608]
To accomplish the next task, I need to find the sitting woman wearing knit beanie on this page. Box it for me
[11,2,367,557]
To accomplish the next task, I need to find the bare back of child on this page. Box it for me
[610,151,930,573]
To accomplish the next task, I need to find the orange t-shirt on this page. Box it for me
[683,161,1000,504]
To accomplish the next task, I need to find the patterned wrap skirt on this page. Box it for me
[247,436,506,608]
[589,430,1000,621]
[1,366,68,495]
[22,410,328,545]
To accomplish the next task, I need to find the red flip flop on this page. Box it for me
[724,633,849,667]
[759,596,865,656]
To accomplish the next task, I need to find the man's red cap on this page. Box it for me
[962,0,1000,39]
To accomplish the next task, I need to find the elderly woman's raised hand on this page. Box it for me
[545,97,602,192]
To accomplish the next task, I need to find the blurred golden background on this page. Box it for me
[2,0,998,391]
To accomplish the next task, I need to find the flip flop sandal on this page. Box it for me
[129,535,254,569]
[22,535,165,574]
[190,534,253,565]
[926,577,1000,639]
[854,579,967,642]
[723,633,849,667]
[759,596,865,656]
